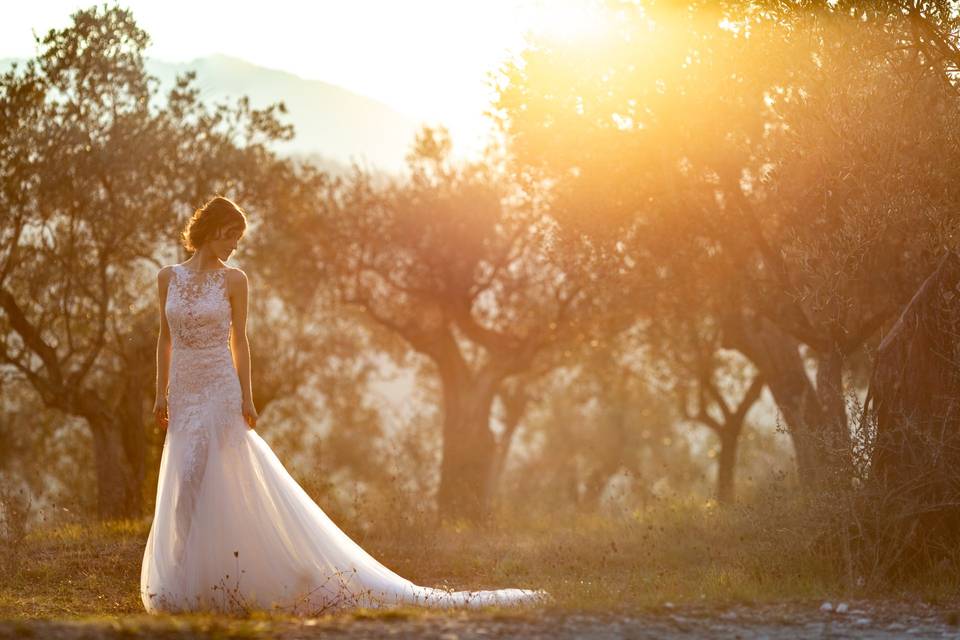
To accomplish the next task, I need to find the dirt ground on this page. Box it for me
[2,600,959,639]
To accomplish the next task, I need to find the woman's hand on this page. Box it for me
[242,397,258,430]
[153,396,169,431]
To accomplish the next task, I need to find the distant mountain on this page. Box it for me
[148,55,424,174]
[2,54,422,174]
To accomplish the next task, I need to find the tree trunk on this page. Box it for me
[484,382,532,511]
[80,370,147,520]
[484,415,521,513]
[87,416,142,519]
[723,312,823,486]
[861,251,960,576]
[813,345,852,483]
[716,427,741,504]
[120,364,149,504]
[435,369,499,525]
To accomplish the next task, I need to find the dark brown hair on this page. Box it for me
[180,196,247,253]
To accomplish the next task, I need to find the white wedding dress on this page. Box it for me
[140,264,550,615]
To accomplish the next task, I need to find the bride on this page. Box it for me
[140,196,550,615]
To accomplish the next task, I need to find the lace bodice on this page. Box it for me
[166,264,231,351]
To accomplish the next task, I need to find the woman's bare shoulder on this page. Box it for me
[224,266,249,287]
[157,264,177,284]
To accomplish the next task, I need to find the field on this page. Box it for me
[2,495,958,638]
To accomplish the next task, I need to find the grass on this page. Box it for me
[1,518,148,618]
[1,490,958,627]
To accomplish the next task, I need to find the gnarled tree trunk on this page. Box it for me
[813,345,853,483]
[723,313,818,483]
[81,379,147,519]
[435,358,501,525]
[87,415,143,519]
[716,426,742,505]
[861,250,960,576]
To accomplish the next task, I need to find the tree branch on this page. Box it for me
[0,285,64,390]
[732,373,765,426]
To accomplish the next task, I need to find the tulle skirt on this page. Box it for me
[140,411,550,615]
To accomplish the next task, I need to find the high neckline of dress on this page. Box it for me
[177,263,227,275]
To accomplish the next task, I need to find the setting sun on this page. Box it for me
[526,0,610,42]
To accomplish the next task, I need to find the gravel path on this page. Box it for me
[2,600,959,638]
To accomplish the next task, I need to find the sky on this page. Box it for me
[1,1,603,158]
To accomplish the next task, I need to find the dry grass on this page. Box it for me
[0,519,147,618]
[1,489,957,624]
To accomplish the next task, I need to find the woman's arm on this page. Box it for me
[153,267,173,430]
[228,269,258,428]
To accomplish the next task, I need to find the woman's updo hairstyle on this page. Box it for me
[180,196,247,253]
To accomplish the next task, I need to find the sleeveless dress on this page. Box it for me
[140,264,550,614]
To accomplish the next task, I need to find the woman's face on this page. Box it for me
[207,222,245,261]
